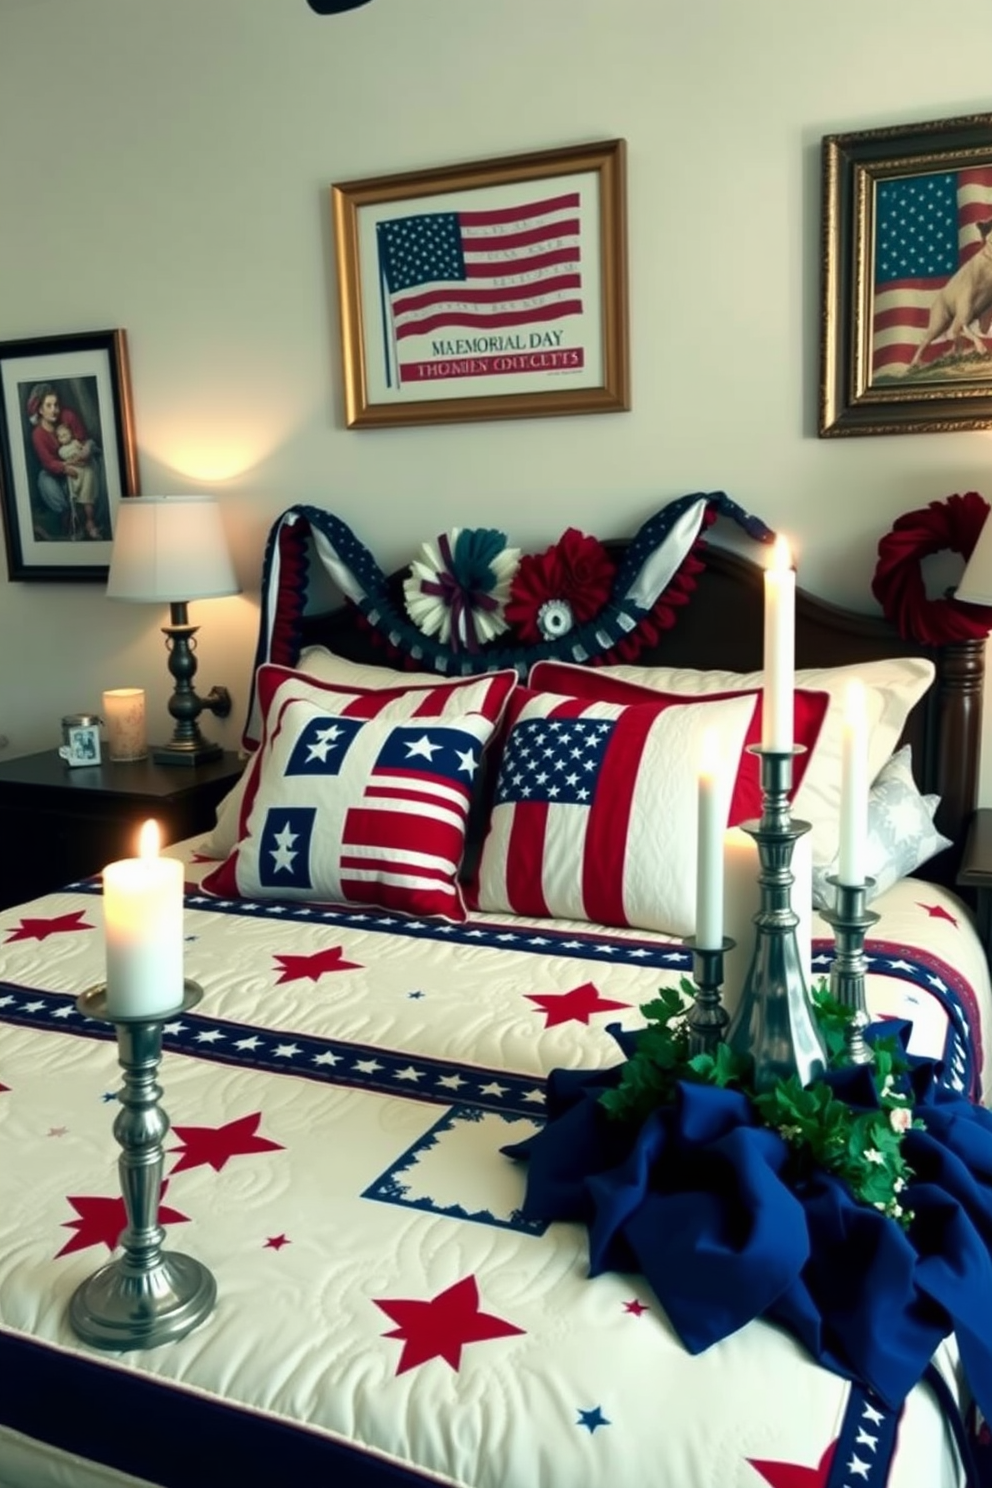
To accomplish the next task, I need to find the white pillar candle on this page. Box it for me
[838,679,869,885]
[102,688,147,762]
[695,727,725,949]
[104,820,184,1017]
[762,535,795,752]
[722,826,761,1017]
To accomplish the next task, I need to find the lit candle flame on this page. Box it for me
[769,534,792,571]
[138,820,160,859]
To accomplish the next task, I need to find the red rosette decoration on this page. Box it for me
[871,491,992,646]
[505,527,617,643]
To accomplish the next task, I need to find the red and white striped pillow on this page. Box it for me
[528,660,830,823]
[201,664,516,920]
[468,683,760,935]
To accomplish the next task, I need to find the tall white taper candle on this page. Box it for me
[104,820,184,1017]
[762,535,795,752]
[838,679,869,886]
[695,727,724,949]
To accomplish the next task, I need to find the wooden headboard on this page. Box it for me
[297,537,984,888]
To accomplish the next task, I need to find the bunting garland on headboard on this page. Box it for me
[243,491,773,747]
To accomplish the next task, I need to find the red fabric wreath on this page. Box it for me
[871,491,992,645]
[505,527,617,643]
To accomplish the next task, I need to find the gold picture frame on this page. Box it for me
[821,111,992,436]
[331,139,629,429]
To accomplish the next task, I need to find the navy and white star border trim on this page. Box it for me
[825,1385,900,1488]
[0,982,547,1120]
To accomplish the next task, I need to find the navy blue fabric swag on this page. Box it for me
[504,1022,992,1424]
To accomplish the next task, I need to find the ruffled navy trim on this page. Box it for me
[256,491,773,681]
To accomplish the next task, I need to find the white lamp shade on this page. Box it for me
[956,508,992,606]
[107,496,240,603]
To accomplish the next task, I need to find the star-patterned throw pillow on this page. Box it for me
[201,663,516,921]
[812,744,952,908]
[469,683,760,936]
[200,659,516,862]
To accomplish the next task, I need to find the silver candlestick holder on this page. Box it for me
[726,747,827,1091]
[69,981,217,1351]
[684,937,734,1056]
[819,877,878,1066]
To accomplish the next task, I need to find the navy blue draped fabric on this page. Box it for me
[504,1022,992,1421]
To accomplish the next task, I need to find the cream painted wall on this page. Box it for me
[1,0,992,791]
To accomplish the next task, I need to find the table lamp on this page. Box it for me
[107,496,241,766]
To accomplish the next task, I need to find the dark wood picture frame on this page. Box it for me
[0,328,139,580]
[331,139,630,429]
[820,111,992,436]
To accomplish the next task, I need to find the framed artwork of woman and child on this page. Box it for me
[0,329,139,580]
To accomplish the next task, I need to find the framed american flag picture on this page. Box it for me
[820,111,992,436]
[330,139,629,429]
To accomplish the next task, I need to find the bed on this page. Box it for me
[1,493,991,1488]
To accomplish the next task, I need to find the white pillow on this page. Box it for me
[812,745,951,908]
[296,646,446,689]
[585,658,934,866]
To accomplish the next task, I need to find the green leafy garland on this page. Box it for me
[599,980,920,1228]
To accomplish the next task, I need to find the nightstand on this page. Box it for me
[0,749,244,910]
[957,808,992,951]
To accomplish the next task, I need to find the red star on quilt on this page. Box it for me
[0,1079,8,1094]
[189,851,217,863]
[265,1234,291,1250]
[623,1298,649,1316]
[56,1181,188,1258]
[916,902,958,926]
[273,946,363,984]
[374,1274,524,1374]
[526,981,630,1028]
[5,910,95,943]
[168,1112,284,1175]
[747,1438,836,1487]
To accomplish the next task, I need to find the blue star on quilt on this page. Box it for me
[576,1406,610,1433]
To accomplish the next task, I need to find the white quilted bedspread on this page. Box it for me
[0,853,987,1488]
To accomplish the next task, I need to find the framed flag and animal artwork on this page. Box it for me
[330,139,630,428]
[820,111,992,436]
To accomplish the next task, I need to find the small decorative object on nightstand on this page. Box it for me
[102,688,147,762]
[106,496,241,767]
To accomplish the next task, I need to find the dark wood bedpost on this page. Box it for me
[933,638,985,850]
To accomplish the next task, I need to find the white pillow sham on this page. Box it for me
[812,745,951,908]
